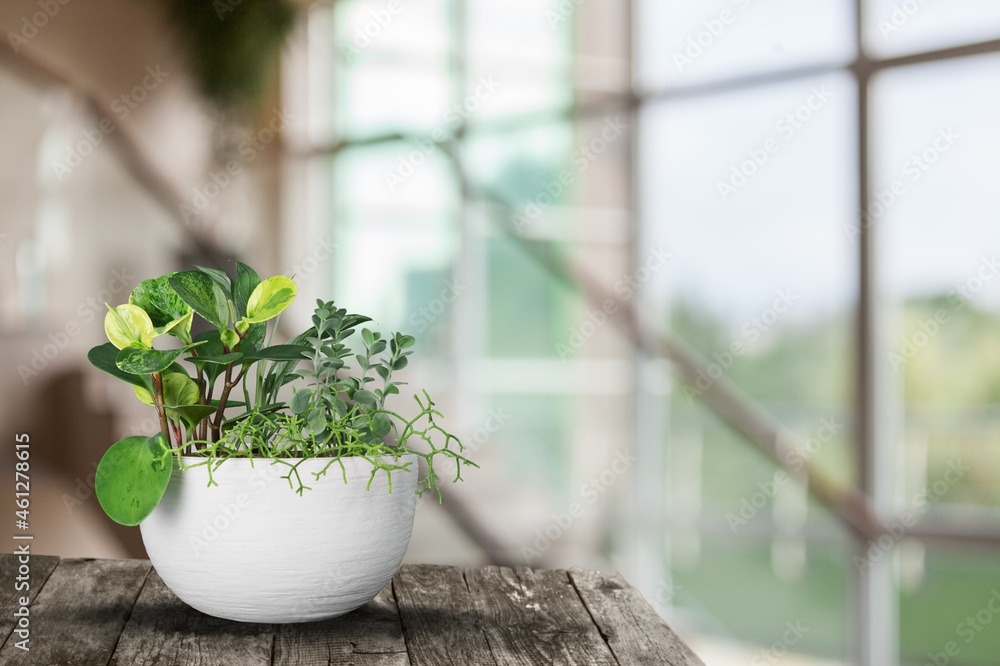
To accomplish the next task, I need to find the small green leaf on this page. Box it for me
[220,329,240,351]
[172,405,217,431]
[398,334,416,349]
[104,304,155,350]
[354,389,377,406]
[361,328,374,346]
[245,275,297,324]
[95,434,172,526]
[391,356,409,371]
[290,390,311,414]
[116,347,185,375]
[371,413,392,439]
[169,271,229,330]
[233,262,261,319]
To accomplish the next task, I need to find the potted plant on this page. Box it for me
[87,263,475,623]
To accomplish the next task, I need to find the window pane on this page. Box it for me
[872,54,1000,512]
[899,545,1000,664]
[864,0,1000,58]
[640,73,857,484]
[635,0,854,90]
[672,536,850,663]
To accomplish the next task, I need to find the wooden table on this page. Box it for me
[0,554,704,665]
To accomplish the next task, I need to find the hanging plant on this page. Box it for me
[163,0,300,112]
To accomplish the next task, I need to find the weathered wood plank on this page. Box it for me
[0,552,59,652]
[273,584,410,666]
[0,557,149,665]
[392,564,496,666]
[109,569,273,666]
[465,566,616,666]
[568,568,705,666]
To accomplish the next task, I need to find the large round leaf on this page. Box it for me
[104,304,155,350]
[95,434,172,526]
[244,275,297,324]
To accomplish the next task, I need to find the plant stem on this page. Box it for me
[151,372,173,447]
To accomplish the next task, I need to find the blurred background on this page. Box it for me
[2,0,1000,664]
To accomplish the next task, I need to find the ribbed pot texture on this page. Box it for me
[140,454,418,623]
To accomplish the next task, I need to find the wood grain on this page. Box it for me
[465,566,616,666]
[109,570,273,666]
[568,568,706,666]
[392,564,496,666]
[0,557,706,665]
[0,553,59,652]
[0,557,149,665]
[273,584,409,666]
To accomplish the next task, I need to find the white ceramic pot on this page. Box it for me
[139,454,418,623]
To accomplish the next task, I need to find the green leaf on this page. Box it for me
[129,274,193,342]
[290,390,311,414]
[391,356,408,371]
[371,413,392,439]
[186,352,244,366]
[233,262,261,319]
[244,275,297,324]
[169,271,229,330]
[172,404,217,431]
[116,347,185,375]
[354,389,377,406]
[133,372,199,409]
[104,304,156,350]
[220,329,240,351]
[398,334,416,349]
[195,265,232,294]
[245,344,311,361]
[88,343,148,388]
[361,328,374,346]
[95,434,172,526]
[241,322,267,354]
